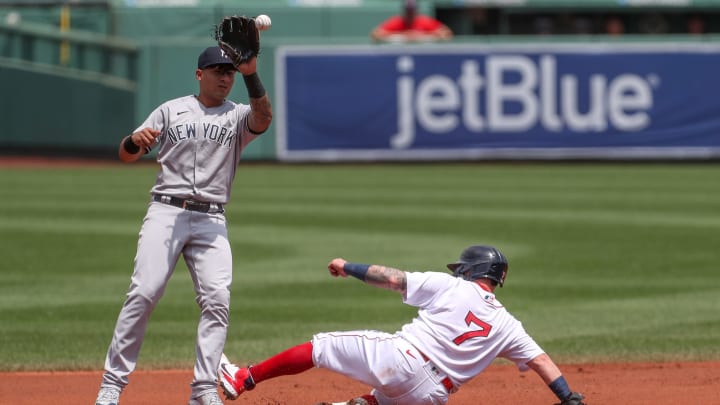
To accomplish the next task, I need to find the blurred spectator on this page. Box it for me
[469,7,491,35]
[533,16,555,35]
[637,12,669,34]
[604,15,624,36]
[572,16,594,35]
[687,14,705,35]
[552,13,594,35]
[370,0,453,43]
[555,13,574,34]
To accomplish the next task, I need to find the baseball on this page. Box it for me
[255,14,272,31]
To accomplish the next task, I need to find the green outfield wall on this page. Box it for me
[2,1,719,159]
[0,60,134,154]
[0,3,398,158]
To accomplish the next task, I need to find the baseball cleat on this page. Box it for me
[314,395,377,405]
[95,386,121,405]
[315,402,358,405]
[218,353,256,400]
[188,391,224,405]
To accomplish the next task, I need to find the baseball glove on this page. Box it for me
[214,15,260,67]
[555,392,586,405]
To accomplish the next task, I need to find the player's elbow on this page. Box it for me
[261,108,273,129]
[118,149,141,163]
[251,109,273,133]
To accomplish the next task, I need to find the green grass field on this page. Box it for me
[1,162,718,371]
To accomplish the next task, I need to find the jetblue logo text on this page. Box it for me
[391,55,658,149]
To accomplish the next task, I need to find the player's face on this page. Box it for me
[197,64,236,105]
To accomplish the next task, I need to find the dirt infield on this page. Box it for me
[2,361,719,404]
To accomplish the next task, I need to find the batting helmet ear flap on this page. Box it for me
[447,262,461,271]
[498,268,508,287]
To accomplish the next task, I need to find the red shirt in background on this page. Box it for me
[378,15,445,33]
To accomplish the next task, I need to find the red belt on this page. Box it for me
[418,350,456,393]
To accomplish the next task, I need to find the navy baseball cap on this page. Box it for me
[197,46,234,69]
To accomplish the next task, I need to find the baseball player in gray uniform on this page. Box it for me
[94,45,272,405]
[217,245,586,405]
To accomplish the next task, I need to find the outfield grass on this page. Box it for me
[0,162,718,371]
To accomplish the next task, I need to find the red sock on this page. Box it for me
[250,341,314,383]
[359,394,379,405]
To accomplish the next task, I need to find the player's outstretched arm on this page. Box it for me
[214,14,272,133]
[328,258,407,293]
[237,58,273,134]
[527,354,586,405]
[119,128,159,163]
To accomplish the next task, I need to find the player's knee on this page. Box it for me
[196,288,230,313]
[130,287,166,304]
[127,278,169,304]
[123,291,159,313]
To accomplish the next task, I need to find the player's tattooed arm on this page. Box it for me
[241,67,273,134]
[247,95,273,134]
[328,258,407,293]
[365,265,407,293]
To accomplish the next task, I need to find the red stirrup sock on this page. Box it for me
[250,341,314,383]
[358,394,379,405]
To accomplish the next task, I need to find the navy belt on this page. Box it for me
[152,194,224,213]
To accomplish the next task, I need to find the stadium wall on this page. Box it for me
[1,2,719,160]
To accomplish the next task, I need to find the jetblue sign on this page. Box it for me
[275,43,720,161]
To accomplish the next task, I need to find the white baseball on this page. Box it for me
[255,14,272,31]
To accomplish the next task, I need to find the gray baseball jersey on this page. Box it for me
[141,94,259,203]
[100,94,260,398]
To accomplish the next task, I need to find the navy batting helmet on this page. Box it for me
[447,245,508,286]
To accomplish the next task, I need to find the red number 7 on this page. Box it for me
[453,311,492,345]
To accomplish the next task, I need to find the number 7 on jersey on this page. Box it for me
[453,311,492,345]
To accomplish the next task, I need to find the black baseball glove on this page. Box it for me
[555,392,586,405]
[214,15,260,67]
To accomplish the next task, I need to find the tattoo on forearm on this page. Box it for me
[365,265,407,292]
[249,96,273,131]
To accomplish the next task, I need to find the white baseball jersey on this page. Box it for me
[312,272,544,405]
[399,272,544,386]
[139,94,259,204]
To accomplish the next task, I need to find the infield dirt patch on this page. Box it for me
[1,361,719,404]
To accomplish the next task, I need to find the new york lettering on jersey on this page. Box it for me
[164,119,237,147]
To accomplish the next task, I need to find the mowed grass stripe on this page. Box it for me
[0,163,718,369]
[1,202,718,233]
